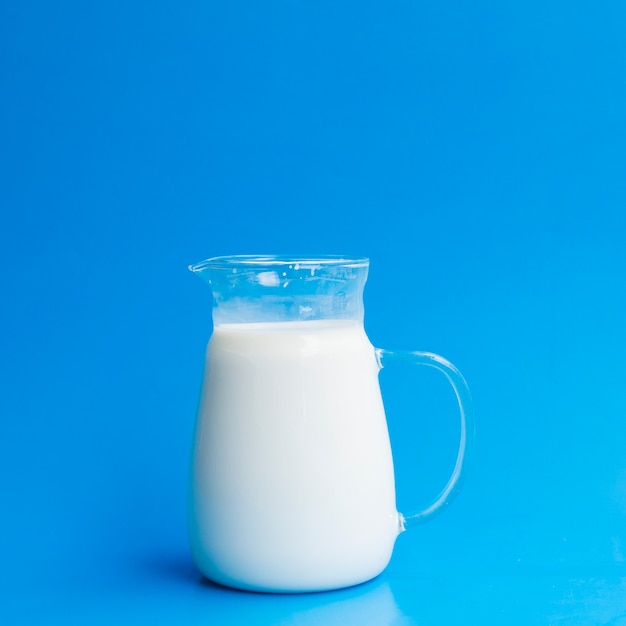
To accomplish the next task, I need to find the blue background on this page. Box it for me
[2,1,626,623]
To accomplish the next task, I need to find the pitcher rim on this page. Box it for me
[189,254,370,272]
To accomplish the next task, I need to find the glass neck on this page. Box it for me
[189,255,369,325]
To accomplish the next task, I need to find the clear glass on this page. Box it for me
[188,254,474,592]
[189,255,370,325]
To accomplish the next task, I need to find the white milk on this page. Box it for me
[189,320,401,592]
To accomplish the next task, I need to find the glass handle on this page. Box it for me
[375,349,475,531]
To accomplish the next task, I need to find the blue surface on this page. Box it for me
[2,1,626,623]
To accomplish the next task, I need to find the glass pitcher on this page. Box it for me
[188,255,474,593]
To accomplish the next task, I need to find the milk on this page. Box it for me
[189,320,401,592]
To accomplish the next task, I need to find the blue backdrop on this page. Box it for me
[2,1,626,623]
